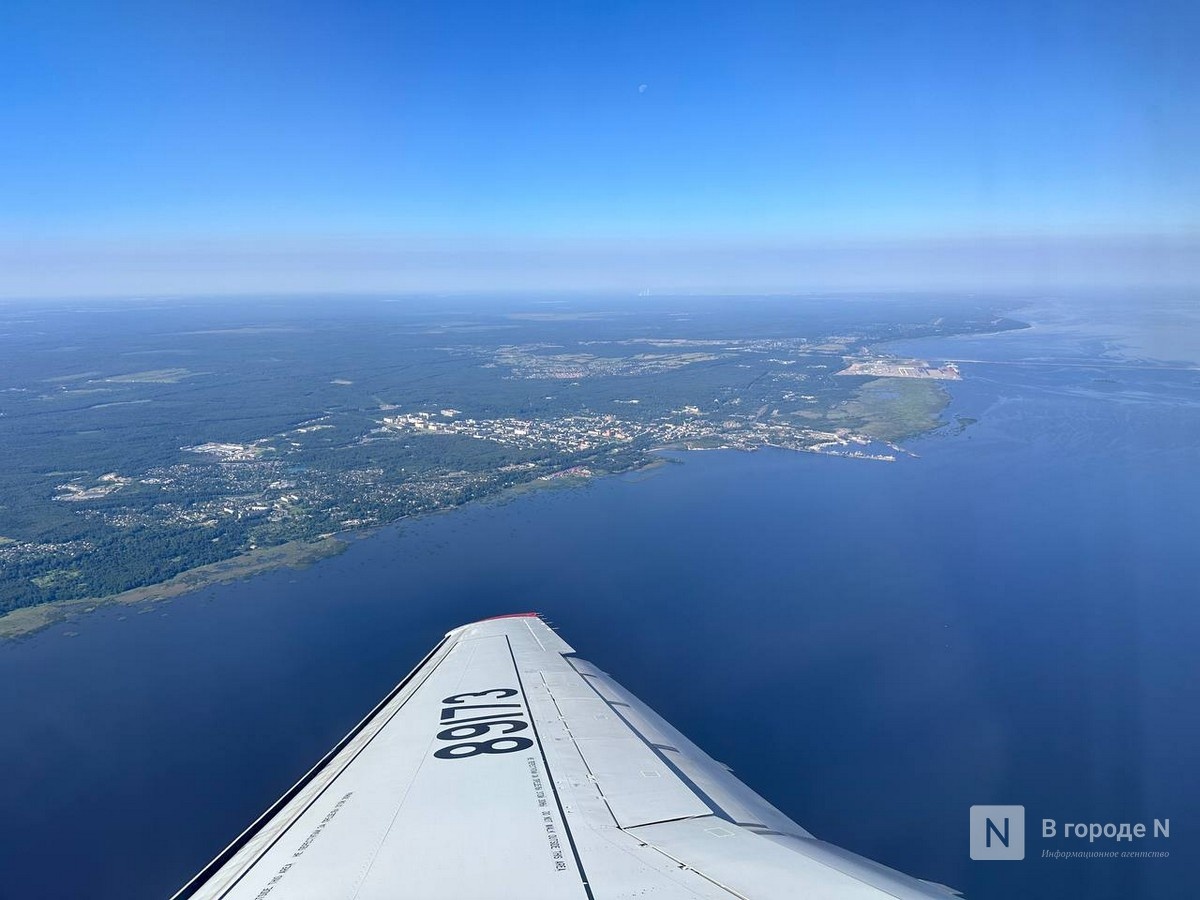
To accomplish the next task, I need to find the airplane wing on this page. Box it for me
[172,613,960,899]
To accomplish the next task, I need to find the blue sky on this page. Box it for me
[1,0,1197,294]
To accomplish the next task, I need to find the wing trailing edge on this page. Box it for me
[173,614,960,899]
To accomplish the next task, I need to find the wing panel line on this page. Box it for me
[523,616,548,651]
[505,635,596,900]
[346,637,485,898]
[170,631,454,900]
[568,660,729,829]
[538,670,621,826]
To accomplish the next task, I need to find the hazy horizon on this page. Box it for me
[3,1,1196,297]
[2,232,1197,300]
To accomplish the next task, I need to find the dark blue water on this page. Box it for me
[2,301,1198,899]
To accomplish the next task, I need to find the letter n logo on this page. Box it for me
[970,805,1025,860]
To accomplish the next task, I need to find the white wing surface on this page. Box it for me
[173,613,960,899]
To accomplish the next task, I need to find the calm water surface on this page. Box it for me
[2,300,1197,899]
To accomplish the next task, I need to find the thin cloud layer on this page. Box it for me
[1,234,1196,299]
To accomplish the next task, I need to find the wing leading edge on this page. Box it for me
[173,613,960,899]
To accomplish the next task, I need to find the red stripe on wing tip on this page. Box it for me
[482,611,540,620]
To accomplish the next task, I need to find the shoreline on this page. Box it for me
[0,536,347,640]
[0,456,677,641]
[0,418,933,641]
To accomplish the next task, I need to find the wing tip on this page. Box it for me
[447,611,542,636]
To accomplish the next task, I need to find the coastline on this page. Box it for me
[0,385,950,641]
[0,456,674,641]
[0,535,347,640]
